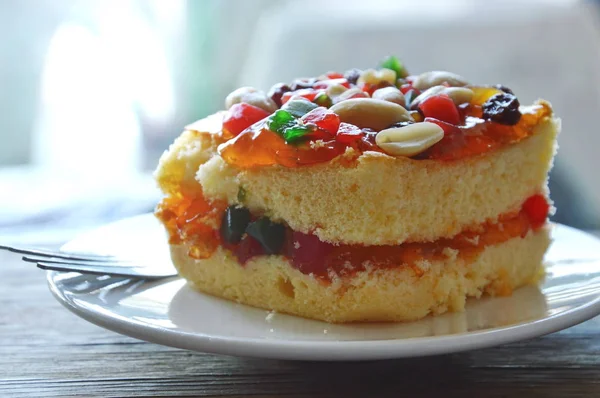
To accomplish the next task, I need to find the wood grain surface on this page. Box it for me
[1,243,599,398]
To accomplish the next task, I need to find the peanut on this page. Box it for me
[225,87,277,113]
[330,98,411,131]
[357,68,396,86]
[411,71,468,91]
[372,86,405,106]
[411,86,474,107]
[375,122,444,157]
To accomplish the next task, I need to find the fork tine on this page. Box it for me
[0,244,117,262]
[22,255,131,267]
[36,262,175,279]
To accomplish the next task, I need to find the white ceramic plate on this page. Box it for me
[48,214,600,361]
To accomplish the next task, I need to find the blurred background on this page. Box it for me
[1,0,599,244]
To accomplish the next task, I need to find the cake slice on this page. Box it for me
[155,57,558,323]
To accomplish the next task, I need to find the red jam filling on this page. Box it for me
[156,193,549,281]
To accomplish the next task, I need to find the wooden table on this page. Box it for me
[1,245,599,398]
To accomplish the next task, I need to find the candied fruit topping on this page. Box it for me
[281,99,319,118]
[214,56,553,169]
[418,94,461,125]
[268,83,292,107]
[222,103,270,138]
[343,68,361,85]
[482,92,521,125]
[380,55,408,79]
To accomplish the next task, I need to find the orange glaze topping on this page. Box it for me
[155,192,227,259]
[217,84,552,169]
[218,123,378,169]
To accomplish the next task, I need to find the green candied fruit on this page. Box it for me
[283,124,314,143]
[267,109,296,134]
[380,55,408,79]
[313,92,333,108]
[282,99,318,118]
[245,217,285,254]
[220,206,251,244]
[267,106,315,143]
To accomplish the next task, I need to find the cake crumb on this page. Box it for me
[265,311,277,322]
[463,235,480,246]
[442,247,459,260]
[294,241,301,249]
[310,140,326,149]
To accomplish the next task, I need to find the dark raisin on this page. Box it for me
[245,217,286,254]
[405,89,419,110]
[361,129,378,144]
[388,120,415,129]
[268,83,291,108]
[494,84,514,95]
[290,78,316,91]
[375,80,393,90]
[482,93,521,125]
[344,68,362,85]
[220,206,251,244]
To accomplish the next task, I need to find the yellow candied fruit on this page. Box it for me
[469,86,502,106]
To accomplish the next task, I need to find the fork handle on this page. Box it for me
[0,244,115,262]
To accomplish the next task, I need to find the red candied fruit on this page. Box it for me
[325,72,345,79]
[281,89,319,105]
[399,83,416,95]
[335,122,363,144]
[424,117,459,136]
[222,103,271,138]
[419,94,461,125]
[301,107,340,140]
[313,78,351,90]
[523,194,550,229]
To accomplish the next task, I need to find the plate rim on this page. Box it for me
[46,279,600,361]
[46,219,600,361]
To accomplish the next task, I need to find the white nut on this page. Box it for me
[225,87,277,113]
[326,84,348,99]
[330,98,411,131]
[372,86,405,106]
[411,86,473,107]
[411,71,468,90]
[357,68,396,86]
[375,122,444,157]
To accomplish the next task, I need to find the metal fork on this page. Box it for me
[0,244,178,279]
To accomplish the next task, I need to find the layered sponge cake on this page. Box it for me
[155,57,559,322]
